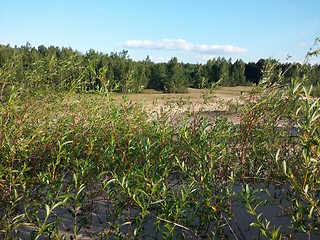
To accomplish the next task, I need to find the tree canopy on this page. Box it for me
[0,43,319,93]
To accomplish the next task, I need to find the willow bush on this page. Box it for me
[0,45,319,239]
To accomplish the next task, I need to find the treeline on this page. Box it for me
[0,43,319,93]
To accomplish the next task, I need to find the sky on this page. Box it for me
[0,0,319,64]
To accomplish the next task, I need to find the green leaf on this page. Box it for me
[282,160,287,175]
[103,178,116,188]
[250,222,260,228]
[121,221,132,226]
[52,197,69,210]
[45,204,50,218]
[59,194,72,199]
[275,149,280,163]
[40,222,54,234]
[272,226,282,238]
[293,82,302,94]
[61,140,73,147]
[308,206,315,219]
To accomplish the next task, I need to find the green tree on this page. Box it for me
[245,61,261,84]
[230,59,246,86]
[164,57,188,93]
[148,63,166,91]
[191,64,208,88]
[219,57,230,86]
[132,62,149,92]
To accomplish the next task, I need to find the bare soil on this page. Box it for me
[112,87,252,123]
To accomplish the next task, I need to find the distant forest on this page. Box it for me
[0,43,319,93]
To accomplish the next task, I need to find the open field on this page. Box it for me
[111,86,252,124]
[114,86,252,102]
[113,86,251,109]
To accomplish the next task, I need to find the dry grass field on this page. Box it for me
[114,86,251,103]
[111,86,252,121]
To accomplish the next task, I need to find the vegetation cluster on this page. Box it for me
[0,41,319,239]
[0,43,319,95]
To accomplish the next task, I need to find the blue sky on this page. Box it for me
[1,0,319,63]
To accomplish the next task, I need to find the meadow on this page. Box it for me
[0,63,319,239]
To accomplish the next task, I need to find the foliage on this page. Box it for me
[1,43,319,96]
[0,41,319,239]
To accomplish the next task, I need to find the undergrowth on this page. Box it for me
[0,48,319,239]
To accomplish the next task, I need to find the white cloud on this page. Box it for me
[149,56,171,63]
[121,38,247,54]
[122,39,193,51]
[194,44,246,53]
